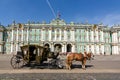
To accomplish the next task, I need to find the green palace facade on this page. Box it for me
[0,18,120,55]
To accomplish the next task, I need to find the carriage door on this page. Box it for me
[67,44,72,52]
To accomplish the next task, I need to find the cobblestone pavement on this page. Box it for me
[0,54,120,70]
[0,54,120,80]
[0,73,120,80]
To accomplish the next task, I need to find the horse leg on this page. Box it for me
[82,59,86,70]
[66,63,69,69]
[68,61,72,70]
[66,60,72,70]
[66,60,70,70]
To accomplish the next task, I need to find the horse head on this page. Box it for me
[86,52,94,60]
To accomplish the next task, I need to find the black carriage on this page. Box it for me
[10,44,50,69]
[10,44,64,69]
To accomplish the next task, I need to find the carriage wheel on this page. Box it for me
[10,55,24,69]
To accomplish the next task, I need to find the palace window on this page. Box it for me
[18,35,21,41]
[52,28,54,32]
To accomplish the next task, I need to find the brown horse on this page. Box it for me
[65,52,94,70]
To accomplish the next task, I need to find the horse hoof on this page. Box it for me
[82,68,86,70]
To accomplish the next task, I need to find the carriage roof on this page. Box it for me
[20,44,44,51]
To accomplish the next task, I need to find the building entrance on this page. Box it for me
[67,44,72,52]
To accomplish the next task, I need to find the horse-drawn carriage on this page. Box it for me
[10,44,93,69]
[10,44,63,69]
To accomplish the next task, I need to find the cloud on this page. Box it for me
[73,13,120,27]
[101,14,120,26]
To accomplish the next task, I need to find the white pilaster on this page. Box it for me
[41,29,44,41]
[86,45,89,52]
[101,31,104,42]
[86,30,89,42]
[16,28,19,52]
[0,45,2,52]
[11,29,14,41]
[16,44,18,52]
[11,29,14,53]
[96,31,98,42]
[112,46,114,55]
[60,29,62,41]
[64,44,66,52]
[62,45,64,52]
[113,46,118,55]
[112,32,118,43]
[55,29,56,41]
[22,29,24,41]
[72,44,75,52]
[64,30,67,41]
[27,28,29,42]
[70,30,72,41]
[49,29,51,41]
[96,45,99,55]
[11,44,13,53]
[91,45,94,54]
[72,30,75,41]
[115,32,118,43]
[51,44,54,52]
[116,46,119,54]
[101,45,104,55]
[16,28,18,41]
[91,31,94,42]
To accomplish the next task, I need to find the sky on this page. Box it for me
[0,0,120,27]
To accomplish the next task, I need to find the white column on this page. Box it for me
[72,30,75,41]
[11,44,13,53]
[101,45,104,55]
[51,43,54,52]
[16,28,18,41]
[86,30,89,42]
[112,46,114,55]
[22,29,24,41]
[60,29,62,41]
[11,29,14,53]
[16,44,18,52]
[119,37,120,43]
[64,44,67,52]
[72,44,75,52]
[113,46,118,55]
[112,32,117,43]
[16,28,19,51]
[41,29,43,41]
[96,31,98,42]
[70,30,72,41]
[27,28,29,42]
[64,30,67,41]
[55,29,57,41]
[115,32,118,43]
[49,29,51,41]
[91,45,94,54]
[116,46,119,54]
[62,45,64,52]
[91,31,94,42]
[86,45,89,52]
[0,46,1,52]
[96,45,99,55]
[11,29,14,41]
[101,31,104,42]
